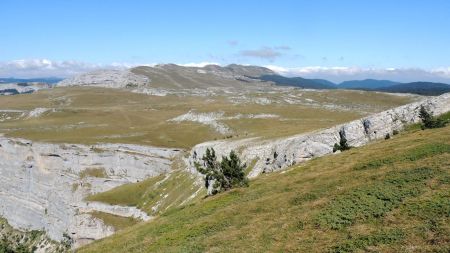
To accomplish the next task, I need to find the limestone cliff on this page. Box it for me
[187,93,450,178]
[0,138,179,248]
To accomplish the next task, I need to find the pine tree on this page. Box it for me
[195,148,248,195]
[419,105,434,129]
[333,129,351,152]
[419,105,446,129]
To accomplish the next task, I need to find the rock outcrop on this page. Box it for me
[187,93,450,178]
[0,138,179,248]
[57,69,149,88]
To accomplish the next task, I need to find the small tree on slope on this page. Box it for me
[333,129,351,153]
[195,148,248,195]
[419,105,446,129]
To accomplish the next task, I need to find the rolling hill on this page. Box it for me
[259,75,450,96]
[258,74,337,89]
[377,82,450,96]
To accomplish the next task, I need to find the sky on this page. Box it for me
[1,0,450,82]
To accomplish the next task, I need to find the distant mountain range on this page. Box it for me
[258,75,336,89]
[2,65,450,96]
[258,75,450,96]
[374,82,450,96]
[338,79,399,89]
[0,77,63,84]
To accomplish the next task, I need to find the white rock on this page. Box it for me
[57,69,149,88]
[187,93,450,178]
[0,138,180,247]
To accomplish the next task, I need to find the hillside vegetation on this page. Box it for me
[80,120,450,252]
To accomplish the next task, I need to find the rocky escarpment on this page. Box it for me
[187,93,450,178]
[57,69,149,88]
[0,138,179,248]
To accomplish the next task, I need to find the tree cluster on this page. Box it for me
[195,148,248,195]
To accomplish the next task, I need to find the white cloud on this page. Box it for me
[265,65,450,83]
[0,59,139,78]
[239,47,283,61]
[430,67,450,78]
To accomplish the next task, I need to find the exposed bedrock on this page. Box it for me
[0,139,179,248]
[187,93,450,178]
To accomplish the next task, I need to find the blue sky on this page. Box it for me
[1,0,450,82]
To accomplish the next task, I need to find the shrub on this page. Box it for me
[333,129,351,153]
[419,105,447,129]
[315,167,438,229]
[353,143,450,171]
[330,229,404,253]
[195,148,248,195]
[62,233,73,249]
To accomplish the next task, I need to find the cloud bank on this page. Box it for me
[265,65,450,84]
[0,59,225,78]
[1,59,449,84]
[0,59,141,78]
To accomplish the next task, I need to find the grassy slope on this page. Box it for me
[89,212,140,231]
[80,125,450,253]
[0,87,415,148]
[85,169,205,216]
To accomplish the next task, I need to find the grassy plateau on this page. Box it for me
[0,87,417,149]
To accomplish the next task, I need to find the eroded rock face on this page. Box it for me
[57,69,149,88]
[188,93,450,178]
[0,138,179,248]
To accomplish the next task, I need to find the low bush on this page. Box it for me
[316,167,439,229]
[330,229,404,253]
[354,143,450,170]
[333,129,351,152]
